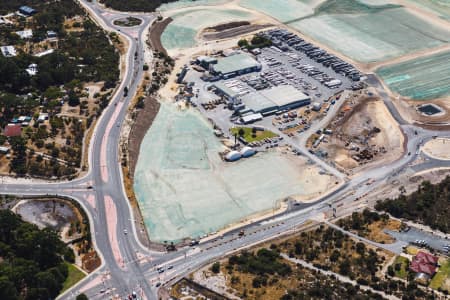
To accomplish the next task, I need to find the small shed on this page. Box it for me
[19,6,36,16]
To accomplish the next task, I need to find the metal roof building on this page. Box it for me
[1,46,17,57]
[240,85,311,116]
[19,6,36,16]
[211,53,261,79]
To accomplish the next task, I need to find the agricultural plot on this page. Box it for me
[377,50,450,100]
[239,0,323,23]
[290,7,450,62]
[407,0,450,20]
[161,8,252,50]
[158,0,229,11]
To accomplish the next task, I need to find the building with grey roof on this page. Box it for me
[240,85,310,116]
[211,53,261,79]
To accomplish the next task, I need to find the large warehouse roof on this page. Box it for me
[261,85,310,107]
[241,85,310,114]
[241,92,276,113]
[212,53,261,75]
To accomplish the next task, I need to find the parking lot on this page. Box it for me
[256,46,354,105]
[386,227,450,255]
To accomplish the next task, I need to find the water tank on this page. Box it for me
[240,146,256,158]
[225,151,242,162]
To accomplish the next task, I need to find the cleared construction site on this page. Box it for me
[309,90,404,173]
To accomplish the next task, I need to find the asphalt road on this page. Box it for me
[1,1,450,300]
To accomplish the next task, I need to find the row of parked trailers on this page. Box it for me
[263,29,361,82]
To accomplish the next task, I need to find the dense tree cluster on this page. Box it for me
[0,210,74,300]
[375,177,450,233]
[279,226,434,299]
[0,0,119,178]
[336,209,393,242]
[281,275,384,300]
[238,35,272,50]
[0,1,119,94]
[224,245,388,300]
[99,0,178,12]
[228,248,292,277]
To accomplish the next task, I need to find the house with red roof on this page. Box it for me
[4,124,22,137]
[410,251,438,281]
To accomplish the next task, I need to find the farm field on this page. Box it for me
[377,50,450,100]
[239,0,323,23]
[158,0,228,11]
[161,8,253,50]
[407,0,450,20]
[290,7,450,62]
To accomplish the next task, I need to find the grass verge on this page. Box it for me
[230,127,277,143]
[430,258,450,291]
[61,263,86,293]
[392,255,409,279]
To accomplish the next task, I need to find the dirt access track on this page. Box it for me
[316,92,404,175]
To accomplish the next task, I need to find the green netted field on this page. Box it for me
[239,0,322,23]
[134,103,332,242]
[377,50,450,100]
[407,0,450,20]
[291,7,450,62]
[161,8,252,50]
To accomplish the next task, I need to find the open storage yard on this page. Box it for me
[311,92,404,172]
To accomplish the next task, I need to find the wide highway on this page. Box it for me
[1,1,450,299]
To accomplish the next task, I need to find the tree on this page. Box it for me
[211,262,220,274]
[0,276,17,300]
[387,266,395,277]
[76,294,89,300]
[238,39,249,48]
[238,128,245,137]
[68,90,80,107]
[339,259,351,276]
[355,242,366,255]
[330,249,340,262]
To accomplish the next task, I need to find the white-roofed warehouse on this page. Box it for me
[240,85,311,116]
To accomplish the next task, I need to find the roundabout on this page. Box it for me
[113,16,143,27]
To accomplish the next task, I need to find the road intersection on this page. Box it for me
[1,1,450,299]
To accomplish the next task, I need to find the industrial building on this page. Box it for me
[196,56,217,69]
[211,53,261,79]
[239,85,310,116]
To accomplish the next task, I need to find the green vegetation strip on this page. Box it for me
[392,256,409,279]
[230,127,277,143]
[376,177,450,233]
[61,263,87,293]
[430,259,450,291]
